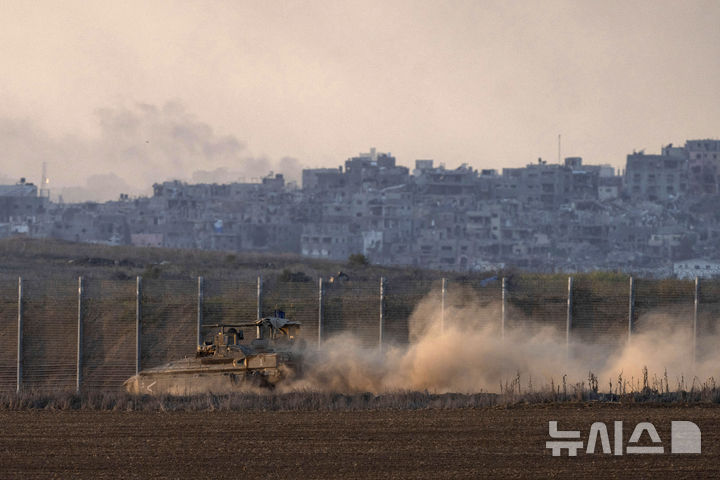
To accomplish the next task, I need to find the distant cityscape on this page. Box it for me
[3,139,720,278]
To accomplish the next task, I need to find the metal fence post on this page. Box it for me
[501,277,507,340]
[628,276,635,343]
[566,276,573,360]
[16,277,23,394]
[318,277,324,347]
[197,276,204,347]
[76,276,83,394]
[136,276,142,376]
[379,277,385,351]
[256,276,262,322]
[441,278,447,334]
[693,276,699,366]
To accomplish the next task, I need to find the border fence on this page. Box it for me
[0,274,717,393]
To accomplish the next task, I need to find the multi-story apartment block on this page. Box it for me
[685,139,720,195]
[0,179,47,236]
[499,160,573,207]
[624,151,687,202]
[6,139,720,276]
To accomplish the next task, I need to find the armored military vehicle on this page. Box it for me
[124,313,303,395]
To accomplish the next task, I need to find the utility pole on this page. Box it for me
[16,277,23,394]
[558,134,562,164]
[136,276,142,376]
[379,277,385,350]
[256,276,263,322]
[501,277,507,340]
[318,277,324,347]
[441,278,447,334]
[566,276,573,360]
[197,276,204,347]
[693,277,699,365]
[628,277,635,343]
[76,276,83,394]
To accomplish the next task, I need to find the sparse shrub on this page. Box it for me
[2,370,720,412]
[348,253,369,266]
[279,269,311,282]
[141,265,162,279]
[112,270,132,280]
[588,371,599,394]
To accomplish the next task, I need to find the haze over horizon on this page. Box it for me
[2,0,719,201]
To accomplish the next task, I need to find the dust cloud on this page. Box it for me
[282,293,714,394]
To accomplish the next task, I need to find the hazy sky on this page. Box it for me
[2,1,719,200]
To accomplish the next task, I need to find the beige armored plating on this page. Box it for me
[124,315,302,395]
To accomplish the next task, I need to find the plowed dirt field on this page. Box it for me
[0,404,717,478]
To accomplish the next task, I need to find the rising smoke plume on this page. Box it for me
[1,101,302,202]
[280,291,713,394]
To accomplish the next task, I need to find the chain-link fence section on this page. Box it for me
[21,278,77,391]
[140,278,197,370]
[383,278,439,345]
[0,274,715,392]
[697,279,720,361]
[0,279,17,391]
[202,278,257,345]
[324,280,380,348]
[82,279,136,390]
[572,276,629,346]
[506,276,567,339]
[449,277,502,333]
[633,278,694,334]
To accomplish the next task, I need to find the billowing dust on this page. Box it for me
[280,292,715,394]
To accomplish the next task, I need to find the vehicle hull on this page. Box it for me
[124,354,293,395]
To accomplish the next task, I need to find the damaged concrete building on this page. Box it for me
[5,139,720,277]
